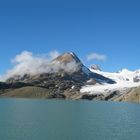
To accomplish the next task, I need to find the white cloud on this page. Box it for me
[0,50,80,81]
[3,51,50,80]
[48,50,60,60]
[87,53,107,61]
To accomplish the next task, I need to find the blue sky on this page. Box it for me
[0,0,140,74]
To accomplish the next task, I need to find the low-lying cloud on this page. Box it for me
[87,53,107,61]
[0,50,80,81]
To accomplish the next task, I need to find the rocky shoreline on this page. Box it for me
[0,83,140,103]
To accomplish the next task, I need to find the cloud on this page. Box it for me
[87,53,107,61]
[0,50,80,81]
[48,50,60,59]
[2,51,50,80]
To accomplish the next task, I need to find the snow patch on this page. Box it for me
[81,68,140,95]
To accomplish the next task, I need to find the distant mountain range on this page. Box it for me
[0,52,140,103]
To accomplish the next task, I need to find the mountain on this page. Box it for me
[0,52,114,99]
[6,52,115,84]
[80,67,140,102]
[51,52,82,65]
[0,52,140,103]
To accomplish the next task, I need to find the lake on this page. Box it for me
[0,98,140,140]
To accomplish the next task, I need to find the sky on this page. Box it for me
[0,0,140,74]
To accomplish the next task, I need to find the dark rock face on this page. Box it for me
[0,82,11,89]
[104,91,119,101]
[81,94,103,100]
[133,76,140,83]
[91,72,115,84]
[0,82,32,89]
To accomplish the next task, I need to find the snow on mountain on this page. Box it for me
[91,68,140,83]
[51,52,92,75]
[80,67,140,95]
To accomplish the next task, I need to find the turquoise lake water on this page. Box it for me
[0,98,140,140]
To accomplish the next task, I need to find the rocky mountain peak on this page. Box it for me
[90,65,101,71]
[51,52,82,65]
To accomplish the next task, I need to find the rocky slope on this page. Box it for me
[113,86,140,103]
